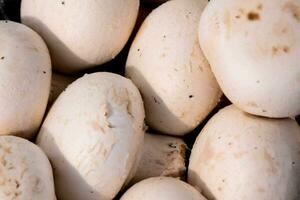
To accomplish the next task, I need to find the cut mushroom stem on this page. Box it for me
[130,133,187,185]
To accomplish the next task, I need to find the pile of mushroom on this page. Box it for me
[0,0,298,199]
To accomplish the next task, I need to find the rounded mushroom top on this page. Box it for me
[21,0,139,73]
[121,177,206,200]
[0,136,56,200]
[188,105,300,200]
[199,0,300,118]
[37,72,145,200]
[126,0,221,136]
[0,20,51,139]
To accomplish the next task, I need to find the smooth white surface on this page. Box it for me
[121,177,206,200]
[21,0,139,73]
[126,0,222,136]
[0,21,51,139]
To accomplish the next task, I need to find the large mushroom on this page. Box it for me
[0,20,51,139]
[37,72,145,200]
[199,0,300,118]
[188,105,300,200]
[126,0,222,136]
[21,0,139,73]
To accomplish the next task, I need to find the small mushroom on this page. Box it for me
[121,177,207,200]
[0,136,56,200]
[188,105,300,200]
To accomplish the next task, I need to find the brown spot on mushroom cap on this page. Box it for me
[247,101,258,108]
[234,151,248,159]
[32,177,42,192]
[198,140,215,164]
[248,12,260,21]
[283,2,300,22]
[263,149,278,174]
[223,11,231,38]
[272,45,290,56]
[257,4,263,10]
[90,121,105,133]
[257,187,266,193]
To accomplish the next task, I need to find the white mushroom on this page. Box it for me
[37,72,145,200]
[188,105,300,200]
[130,133,186,184]
[0,136,56,200]
[21,0,139,73]
[121,177,207,200]
[126,0,222,136]
[0,20,51,139]
[199,0,300,118]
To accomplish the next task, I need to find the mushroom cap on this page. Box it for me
[0,20,51,139]
[199,0,300,117]
[21,0,139,73]
[188,105,300,200]
[0,136,56,200]
[126,0,222,136]
[37,72,145,200]
[121,177,207,200]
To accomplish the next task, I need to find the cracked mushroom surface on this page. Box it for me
[199,0,300,118]
[37,72,145,200]
[188,105,300,200]
[0,136,56,200]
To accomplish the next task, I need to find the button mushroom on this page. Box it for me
[199,0,300,118]
[21,0,139,73]
[37,72,145,200]
[0,20,51,139]
[126,0,222,136]
[0,136,56,200]
[188,105,300,200]
[121,177,207,200]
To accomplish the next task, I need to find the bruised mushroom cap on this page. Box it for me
[37,72,145,200]
[21,0,139,73]
[0,136,56,200]
[121,177,207,200]
[188,105,300,200]
[0,20,51,139]
[199,0,300,118]
[126,0,222,136]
